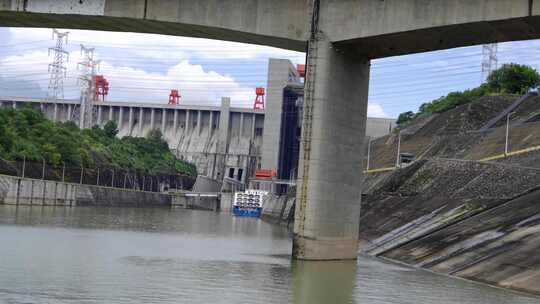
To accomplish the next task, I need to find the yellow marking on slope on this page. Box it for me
[365,144,540,174]
[364,167,396,174]
[478,154,507,162]
[479,145,540,162]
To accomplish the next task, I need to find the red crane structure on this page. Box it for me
[297,64,306,78]
[93,75,109,102]
[169,89,181,105]
[253,87,265,110]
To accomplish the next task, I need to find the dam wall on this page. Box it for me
[1,95,394,181]
[0,59,395,185]
[0,97,264,181]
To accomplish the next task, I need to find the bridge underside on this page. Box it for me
[3,1,540,58]
[0,11,307,51]
[4,11,540,58]
[338,16,540,58]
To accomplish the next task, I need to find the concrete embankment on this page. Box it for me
[0,174,171,207]
[171,192,220,211]
[261,193,296,226]
[360,158,540,295]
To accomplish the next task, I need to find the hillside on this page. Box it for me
[0,106,197,177]
[366,94,540,170]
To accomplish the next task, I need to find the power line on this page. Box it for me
[0,39,51,48]
[3,33,540,116]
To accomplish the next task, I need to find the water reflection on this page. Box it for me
[293,260,357,304]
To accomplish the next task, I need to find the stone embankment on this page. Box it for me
[360,158,540,295]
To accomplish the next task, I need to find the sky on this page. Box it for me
[2,27,540,118]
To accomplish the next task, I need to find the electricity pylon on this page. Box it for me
[47,29,69,100]
[481,43,498,83]
[77,44,100,128]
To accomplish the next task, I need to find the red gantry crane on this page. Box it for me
[253,87,265,110]
[297,64,306,78]
[93,75,109,102]
[169,89,181,105]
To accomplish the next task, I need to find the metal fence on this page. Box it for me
[0,158,195,192]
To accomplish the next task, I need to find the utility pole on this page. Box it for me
[505,112,515,156]
[47,29,69,101]
[111,169,115,187]
[395,131,401,168]
[41,158,46,180]
[21,155,26,178]
[481,43,498,83]
[80,166,84,184]
[366,136,372,171]
[77,44,100,128]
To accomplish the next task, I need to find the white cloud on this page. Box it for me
[99,60,254,106]
[367,103,390,118]
[1,27,308,107]
[0,49,255,106]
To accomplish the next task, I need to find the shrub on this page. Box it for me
[487,63,540,94]
[396,111,415,125]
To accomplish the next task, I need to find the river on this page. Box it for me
[0,205,537,304]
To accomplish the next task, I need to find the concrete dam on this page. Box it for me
[0,59,396,184]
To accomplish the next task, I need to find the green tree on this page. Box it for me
[396,111,415,125]
[147,129,164,143]
[395,63,540,124]
[0,107,196,177]
[41,143,61,165]
[103,121,119,138]
[487,63,540,94]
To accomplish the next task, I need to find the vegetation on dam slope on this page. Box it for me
[0,106,197,176]
[397,63,540,125]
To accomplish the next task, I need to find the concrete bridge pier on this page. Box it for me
[293,33,369,260]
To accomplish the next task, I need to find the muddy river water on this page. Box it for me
[0,206,538,304]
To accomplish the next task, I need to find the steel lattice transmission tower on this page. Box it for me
[47,29,69,100]
[77,44,100,128]
[481,43,498,83]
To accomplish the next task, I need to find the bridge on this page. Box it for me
[2,0,540,260]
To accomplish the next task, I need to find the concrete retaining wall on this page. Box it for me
[171,193,219,211]
[0,174,170,207]
[220,192,233,212]
[192,175,222,193]
[261,194,295,226]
